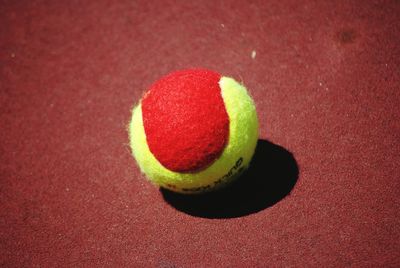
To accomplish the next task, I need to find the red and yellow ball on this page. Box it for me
[129,69,258,194]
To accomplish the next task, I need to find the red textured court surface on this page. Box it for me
[1,0,400,267]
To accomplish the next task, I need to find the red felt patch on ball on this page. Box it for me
[141,69,230,173]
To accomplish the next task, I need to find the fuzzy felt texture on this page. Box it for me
[130,76,259,193]
[141,69,229,172]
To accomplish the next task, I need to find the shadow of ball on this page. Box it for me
[160,139,299,218]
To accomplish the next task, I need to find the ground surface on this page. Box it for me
[1,0,400,267]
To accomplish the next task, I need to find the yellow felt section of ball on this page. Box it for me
[129,76,259,194]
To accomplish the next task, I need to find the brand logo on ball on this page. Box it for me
[178,157,244,193]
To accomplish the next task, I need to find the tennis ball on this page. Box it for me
[129,69,258,194]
